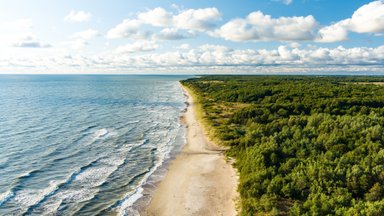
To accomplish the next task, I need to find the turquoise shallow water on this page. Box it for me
[0,75,187,215]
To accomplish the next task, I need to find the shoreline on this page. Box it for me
[141,84,239,216]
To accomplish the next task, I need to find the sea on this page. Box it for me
[0,75,188,215]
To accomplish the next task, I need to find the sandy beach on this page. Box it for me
[142,85,238,216]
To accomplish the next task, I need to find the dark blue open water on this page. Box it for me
[0,75,187,215]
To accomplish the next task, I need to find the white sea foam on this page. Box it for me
[129,139,148,151]
[33,198,62,215]
[31,185,96,214]
[32,160,125,214]
[115,168,160,215]
[115,134,179,215]
[0,190,14,206]
[117,187,143,216]
[52,156,126,203]
[127,120,140,124]
[99,156,126,167]
[75,166,114,187]
[13,180,61,211]
[56,188,96,203]
[29,188,96,215]
[19,170,34,178]
[94,128,108,139]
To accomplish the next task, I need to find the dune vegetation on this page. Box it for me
[181,76,384,215]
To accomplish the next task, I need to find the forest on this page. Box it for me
[181,76,384,216]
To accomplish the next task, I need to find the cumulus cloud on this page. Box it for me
[173,8,221,31]
[71,29,100,39]
[105,2,384,43]
[115,41,159,53]
[106,19,150,39]
[137,7,221,31]
[0,19,36,47]
[62,29,100,50]
[317,1,384,42]
[177,43,190,49]
[215,1,384,43]
[155,28,196,40]
[107,7,221,40]
[122,44,384,66]
[2,44,384,74]
[13,35,51,48]
[13,41,50,48]
[216,11,317,41]
[316,21,349,42]
[347,0,384,33]
[95,44,384,68]
[138,7,173,27]
[64,10,91,22]
[69,39,88,50]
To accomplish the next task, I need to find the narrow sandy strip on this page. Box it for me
[142,86,238,216]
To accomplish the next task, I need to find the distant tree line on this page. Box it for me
[181,75,384,215]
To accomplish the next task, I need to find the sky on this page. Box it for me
[0,0,383,74]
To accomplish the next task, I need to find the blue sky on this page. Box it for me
[0,0,383,74]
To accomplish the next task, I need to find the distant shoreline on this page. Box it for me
[141,83,238,216]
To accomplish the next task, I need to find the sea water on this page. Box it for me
[0,75,188,215]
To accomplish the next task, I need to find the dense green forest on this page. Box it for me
[181,76,384,216]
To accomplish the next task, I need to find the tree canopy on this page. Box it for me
[181,76,384,216]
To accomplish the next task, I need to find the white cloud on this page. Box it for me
[69,39,88,50]
[347,0,384,33]
[105,3,384,44]
[199,44,233,53]
[71,29,100,40]
[0,19,35,47]
[177,43,190,49]
[152,44,384,66]
[57,40,89,51]
[171,4,182,11]
[137,7,221,31]
[317,1,384,42]
[284,0,293,5]
[61,29,100,50]
[108,7,221,40]
[289,42,301,48]
[215,1,384,43]
[2,44,384,74]
[0,19,33,30]
[309,48,331,61]
[272,0,293,5]
[138,7,173,27]
[13,41,50,48]
[278,46,298,60]
[173,8,221,31]
[155,28,196,40]
[316,21,349,42]
[13,35,51,48]
[64,10,91,22]
[103,44,384,67]
[0,20,58,56]
[106,19,151,39]
[115,41,159,53]
[216,11,317,41]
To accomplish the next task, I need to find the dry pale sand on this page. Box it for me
[142,85,239,216]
